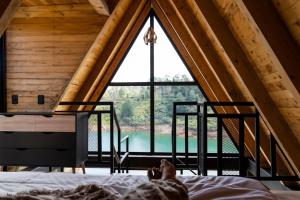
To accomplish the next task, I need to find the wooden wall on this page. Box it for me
[6,3,107,111]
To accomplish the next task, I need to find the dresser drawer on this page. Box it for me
[0,115,35,132]
[34,115,76,132]
[0,132,75,149]
[0,115,76,132]
[0,149,75,167]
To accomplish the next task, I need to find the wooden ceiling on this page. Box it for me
[21,0,91,6]
[21,0,112,16]
[0,0,299,176]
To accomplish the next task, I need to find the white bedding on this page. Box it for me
[0,172,276,199]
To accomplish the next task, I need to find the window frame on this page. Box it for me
[100,10,206,155]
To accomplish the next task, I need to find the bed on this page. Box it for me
[0,172,281,199]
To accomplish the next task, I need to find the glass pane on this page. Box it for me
[100,86,150,152]
[111,19,150,82]
[154,85,205,152]
[154,18,193,82]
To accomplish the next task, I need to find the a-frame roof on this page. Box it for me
[55,0,300,176]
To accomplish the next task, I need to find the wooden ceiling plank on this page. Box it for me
[190,0,300,176]
[88,0,110,16]
[0,0,21,37]
[242,0,300,109]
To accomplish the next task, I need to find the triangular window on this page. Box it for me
[89,13,237,155]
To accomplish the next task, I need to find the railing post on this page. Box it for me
[255,110,260,178]
[97,113,102,162]
[172,103,177,165]
[197,104,201,175]
[202,102,208,176]
[239,118,245,176]
[185,114,189,169]
[126,137,129,173]
[217,117,223,176]
[110,104,114,174]
[270,133,277,177]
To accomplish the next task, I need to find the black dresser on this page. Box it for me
[0,112,88,168]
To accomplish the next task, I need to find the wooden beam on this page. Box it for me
[0,0,20,37]
[56,0,147,111]
[88,0,110,16]
[242,0,300,119]
[191,0,300,176]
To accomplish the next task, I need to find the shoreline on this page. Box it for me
[100,124,218,139]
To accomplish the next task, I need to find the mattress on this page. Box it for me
[0,172,276,199]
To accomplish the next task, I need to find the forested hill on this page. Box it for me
[99,75,216,131]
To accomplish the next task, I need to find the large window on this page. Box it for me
[95,13,237,154]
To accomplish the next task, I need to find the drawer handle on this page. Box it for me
[56,149,67,152]
[4,114,14,117]
[42,132,54,135]
[43,114,53,118]
[16,148,28,151]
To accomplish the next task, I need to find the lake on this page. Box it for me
[88,131,238,153]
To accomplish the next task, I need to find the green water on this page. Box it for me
[88,131,238,153]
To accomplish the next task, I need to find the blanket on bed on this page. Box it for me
[0,180,188,200]
[0,184,120,200]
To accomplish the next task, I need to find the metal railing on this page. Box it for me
[172,101,200,175]
[172,101,299,181]
[58,102,129,174]
[201,102,257,177]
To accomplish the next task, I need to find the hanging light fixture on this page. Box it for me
[143,26,157,45]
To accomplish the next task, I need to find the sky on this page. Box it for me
[112,17,193,82]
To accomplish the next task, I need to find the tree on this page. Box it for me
[120,100,134,124]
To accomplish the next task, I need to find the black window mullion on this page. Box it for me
[150,12,155,154]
